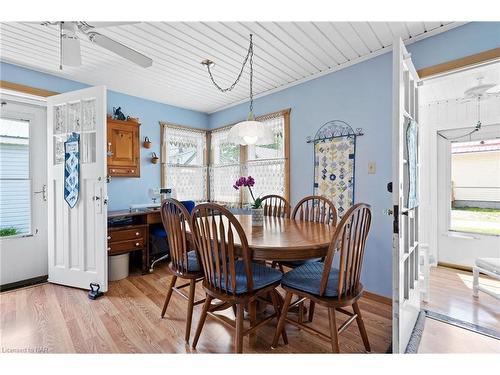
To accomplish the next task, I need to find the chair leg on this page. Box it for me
[191,294,213,349]
[327,307,340,353]
[473,266,479,298]
[235,303,245,354]
[352,302,371,352]
[271,291,293,349]
[248,300,257,347]
[184,279,196,343]
[161,275,177,318]
[270,290,288,345]
[308,301,316,323]
[298,301,305,324]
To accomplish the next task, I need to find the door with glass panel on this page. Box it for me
[392,38,421,353]
[0,99,47,286]
[47,86,108,292]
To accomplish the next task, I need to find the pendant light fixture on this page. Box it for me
[202,34,273,145]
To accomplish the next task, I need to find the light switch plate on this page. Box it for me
[368,162,376,174]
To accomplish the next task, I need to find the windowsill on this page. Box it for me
[443,231,499,239]
[0,233,33,240]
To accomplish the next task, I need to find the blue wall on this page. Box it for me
[0,62,208,210]
[208,22,500,297]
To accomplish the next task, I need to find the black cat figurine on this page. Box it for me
[113,106,126,121]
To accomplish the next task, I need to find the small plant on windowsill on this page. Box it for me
[233,176,264,226]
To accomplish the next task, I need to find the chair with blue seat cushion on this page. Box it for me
[159,199,204,343]
[279,195,338,323]
[272,203,372,353]
[149,200,197,272]
[190,203,287,353]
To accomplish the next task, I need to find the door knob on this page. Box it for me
[383,209,393,216]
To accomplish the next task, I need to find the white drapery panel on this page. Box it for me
[161,123,207,202]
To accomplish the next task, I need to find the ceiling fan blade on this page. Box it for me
[87,32,152,68]
[81,22,140,29]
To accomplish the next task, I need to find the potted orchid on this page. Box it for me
[233,176,264,226]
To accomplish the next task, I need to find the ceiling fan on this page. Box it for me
[40,21,153,69]
[439,76,499,141]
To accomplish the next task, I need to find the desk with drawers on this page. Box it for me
[107,209,162,274]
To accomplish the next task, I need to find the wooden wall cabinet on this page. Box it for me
[107,118,141,177]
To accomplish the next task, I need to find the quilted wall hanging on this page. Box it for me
[307,120,363,218]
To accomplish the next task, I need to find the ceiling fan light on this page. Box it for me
[61,35,82,66]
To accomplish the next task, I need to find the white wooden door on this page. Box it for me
[392,38,421,353]
[47,86,108,292]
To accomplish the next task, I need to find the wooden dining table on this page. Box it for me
[189,214,335,262]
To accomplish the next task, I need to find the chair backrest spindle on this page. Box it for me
[261,194,291,219]
[292,195,337,226]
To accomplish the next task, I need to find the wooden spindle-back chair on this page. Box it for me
[160,198,204,343]
[261,194,291,218]
[292,195,338,226]
[190,203,286,353]
[272,203,372,353]
[283,195,338,322]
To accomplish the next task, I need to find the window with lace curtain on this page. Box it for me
[209,109,290,207]
[160,123,207,202]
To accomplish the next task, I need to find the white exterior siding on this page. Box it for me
[451,150,500,203]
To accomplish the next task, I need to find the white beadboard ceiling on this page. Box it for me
[0,22,460,113]
[421,61,500,104]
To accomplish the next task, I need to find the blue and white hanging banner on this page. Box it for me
[64,132,80,208]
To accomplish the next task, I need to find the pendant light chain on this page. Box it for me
[249,35,254,113]
[204,34,254,112]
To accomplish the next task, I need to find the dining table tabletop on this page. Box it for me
[188,214,335,262]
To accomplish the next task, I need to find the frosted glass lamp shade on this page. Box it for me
[227,119,274,145]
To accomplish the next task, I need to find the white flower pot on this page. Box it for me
[251,208,264,226]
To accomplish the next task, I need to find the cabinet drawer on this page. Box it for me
[108,227,146,242]
[108,238,145,255]
[108,166,139,177]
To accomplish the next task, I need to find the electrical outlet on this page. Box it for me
[368,162,376,174]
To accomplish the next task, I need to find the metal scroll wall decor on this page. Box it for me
[307,120,363,218]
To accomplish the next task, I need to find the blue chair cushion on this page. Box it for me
[151,227,167,237]
[280,258,322,268]
[180,200,195,214]
[186,250,201,272]
[281,262,340,297]
[216,260,282,294]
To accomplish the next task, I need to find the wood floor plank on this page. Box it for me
[0,265,392,353]
[423,266,500,332]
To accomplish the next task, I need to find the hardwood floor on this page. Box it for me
[423,266,500,332]
[418,318,500,353]
[0,264,392,353]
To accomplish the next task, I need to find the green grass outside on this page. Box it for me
[451,206,500,236]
